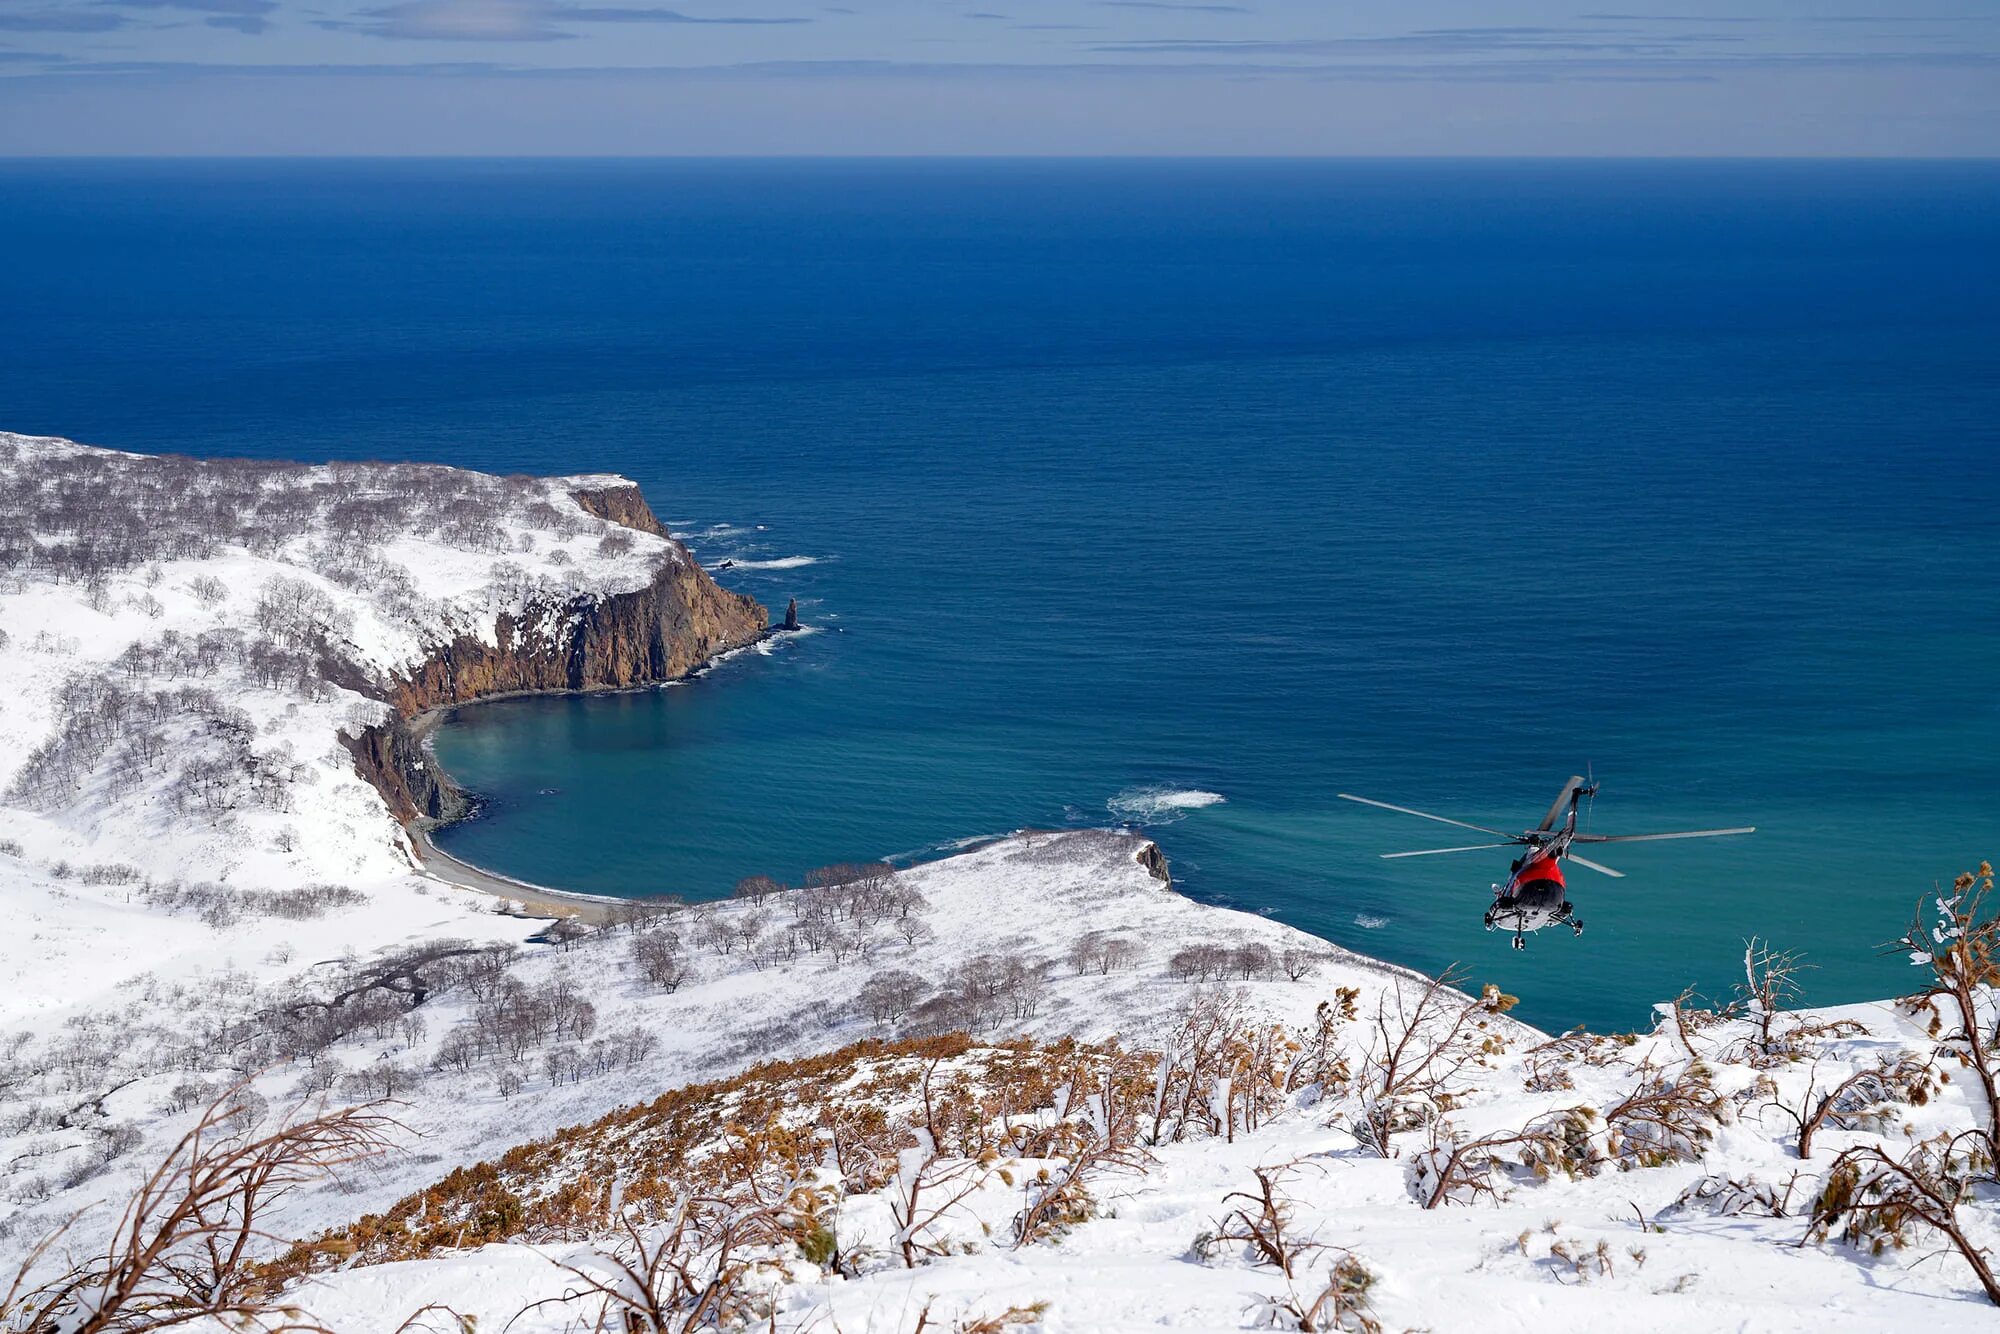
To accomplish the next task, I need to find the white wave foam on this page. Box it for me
[1353,913,1389,930]
[752,625,822,654]
[730,555,820,571]
[1106,785,1226,824]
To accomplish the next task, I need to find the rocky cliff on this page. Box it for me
[567,481,672,539]
[350,485,767,825]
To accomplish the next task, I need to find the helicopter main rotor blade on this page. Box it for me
[1337,793,1514,839]
[1566,853,1626,878]
[1539,776,1586,832]
[1379,843,1514,859]
[1573,827,1755,844]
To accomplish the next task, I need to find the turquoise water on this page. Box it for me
[2,159,1996,1032]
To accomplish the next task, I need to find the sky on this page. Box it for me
[0,0,1996,154]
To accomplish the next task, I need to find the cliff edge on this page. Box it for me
[351,481,767,824]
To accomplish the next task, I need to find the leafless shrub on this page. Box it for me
[1145,990,1296,1145]
[1725,939,1866,1068]
[1231,942,1277,980]
[1010,1056,1151,1248]
[1261,1254,1381,1334]
[1772,1052,1942,1159]
[731,874,783,907]
[1893,862,2000,1137]
[888,1064,993,1268]
[519,1185,800,1332]
[1407,1114,1574,1209]
[1600,1061,1728,1169]
[1168,942,1232,983]
[0,1089,400,1332]
[142,881,365,925]
[1351,967,1516,1157]
[1201,1161,1322,1277]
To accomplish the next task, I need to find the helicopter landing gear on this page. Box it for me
[1571,920,1585,937]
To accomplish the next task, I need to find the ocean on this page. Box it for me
[3,158,1996,1033]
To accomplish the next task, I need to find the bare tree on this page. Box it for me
[630,933,690,993]
[1281,948,1321,983]
[731,875,782,908]
[859,969,930,1024]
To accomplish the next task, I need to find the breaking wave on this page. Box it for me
[730,555,820,571]
[751,625,821,654]
[1106,785,1226,824]
[1353,914,1390,930]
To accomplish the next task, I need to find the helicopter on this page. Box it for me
[1338,777,1754,950]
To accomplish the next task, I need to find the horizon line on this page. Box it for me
[2,151,1998,162]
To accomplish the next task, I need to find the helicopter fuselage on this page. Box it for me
[1484,847,1576,938]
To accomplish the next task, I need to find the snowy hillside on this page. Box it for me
[0,430,712,890]
[1,432,1996,1332]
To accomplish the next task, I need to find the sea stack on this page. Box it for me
[784,597,800,631]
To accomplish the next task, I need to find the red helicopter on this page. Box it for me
[1339,777,1754,949]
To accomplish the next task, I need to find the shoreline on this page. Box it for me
[407,822,631,922]
[394,624,814,917]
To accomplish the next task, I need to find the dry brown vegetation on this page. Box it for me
[262,1033,1152,1284]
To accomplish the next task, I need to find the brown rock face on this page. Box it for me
[380,558,765,717]
[1136,840,1172,886]
[345,720,467,824]
[352,486,767,828]
[568,482,670,539]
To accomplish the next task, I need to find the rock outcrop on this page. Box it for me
[352,486,767,826]
[1135,840,1172,886]
[567,481,671,539]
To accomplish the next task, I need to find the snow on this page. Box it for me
[277,983,2000,1333]
[1,431,1996,1331]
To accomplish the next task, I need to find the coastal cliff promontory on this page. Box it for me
[353,483,767,824]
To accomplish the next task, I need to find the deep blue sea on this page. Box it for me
[4,159,1997,1032]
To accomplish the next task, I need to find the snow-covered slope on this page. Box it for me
[0,430,714,891]
[2,432,1995,1332]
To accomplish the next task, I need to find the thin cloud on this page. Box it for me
[100,0,279,34]
[323,0,809,41]
[1096,2,1250,12]
[1083,31,1699,56]
[0,8,126,31]
[1582,10,1992,20]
